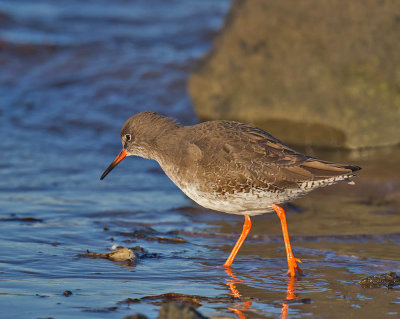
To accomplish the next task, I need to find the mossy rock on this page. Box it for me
[189,0,400,148]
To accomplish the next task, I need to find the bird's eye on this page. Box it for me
[125,134,131,141]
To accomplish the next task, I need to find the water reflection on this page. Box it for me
[281,276,299,319]
[225,268,252,319]
[225,268,301,319]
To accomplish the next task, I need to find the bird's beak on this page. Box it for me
[100,148,127,180]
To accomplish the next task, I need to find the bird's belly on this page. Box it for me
[159,162,306,216]
[177,182,305,216]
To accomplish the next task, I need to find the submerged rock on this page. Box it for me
[359,272,400,288]
[123,314,149,319]
[118,292,251,307]
[119,230,186,244]
[157,303,208,319]
[189,0,400,148]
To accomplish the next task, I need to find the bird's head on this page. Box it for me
[100,111,179,180]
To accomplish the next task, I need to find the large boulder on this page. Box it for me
[188,0,400,149]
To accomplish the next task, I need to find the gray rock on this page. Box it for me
[189,0,400,148]
[157,303,208,319]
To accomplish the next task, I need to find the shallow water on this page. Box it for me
[1,1,399,318]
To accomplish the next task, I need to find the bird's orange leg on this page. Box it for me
[271,204,303,277]
[223,216,252,268]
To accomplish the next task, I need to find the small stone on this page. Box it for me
[106,247,135,262]
[78,247,136,262]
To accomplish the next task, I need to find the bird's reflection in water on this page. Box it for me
[224,268,300,319]
[281,276,298,319]
[225,268,252,319]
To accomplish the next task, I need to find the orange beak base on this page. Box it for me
[100,148,127,180]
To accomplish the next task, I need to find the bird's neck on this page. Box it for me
[144,122,183,162]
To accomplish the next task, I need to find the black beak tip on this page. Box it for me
[100,170,109,180]
[99,148,127,181]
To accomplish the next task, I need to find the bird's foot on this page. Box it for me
[286,257,303,277]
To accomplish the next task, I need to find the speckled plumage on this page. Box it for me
[117,111,360,215]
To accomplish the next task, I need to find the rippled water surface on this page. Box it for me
[1,1,400,318]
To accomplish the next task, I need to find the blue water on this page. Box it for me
[0,0,230,216]
[1,1,400,318]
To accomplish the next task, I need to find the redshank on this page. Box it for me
[100,111,361,276]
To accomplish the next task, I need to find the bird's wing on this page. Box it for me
[193,121,357,191]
